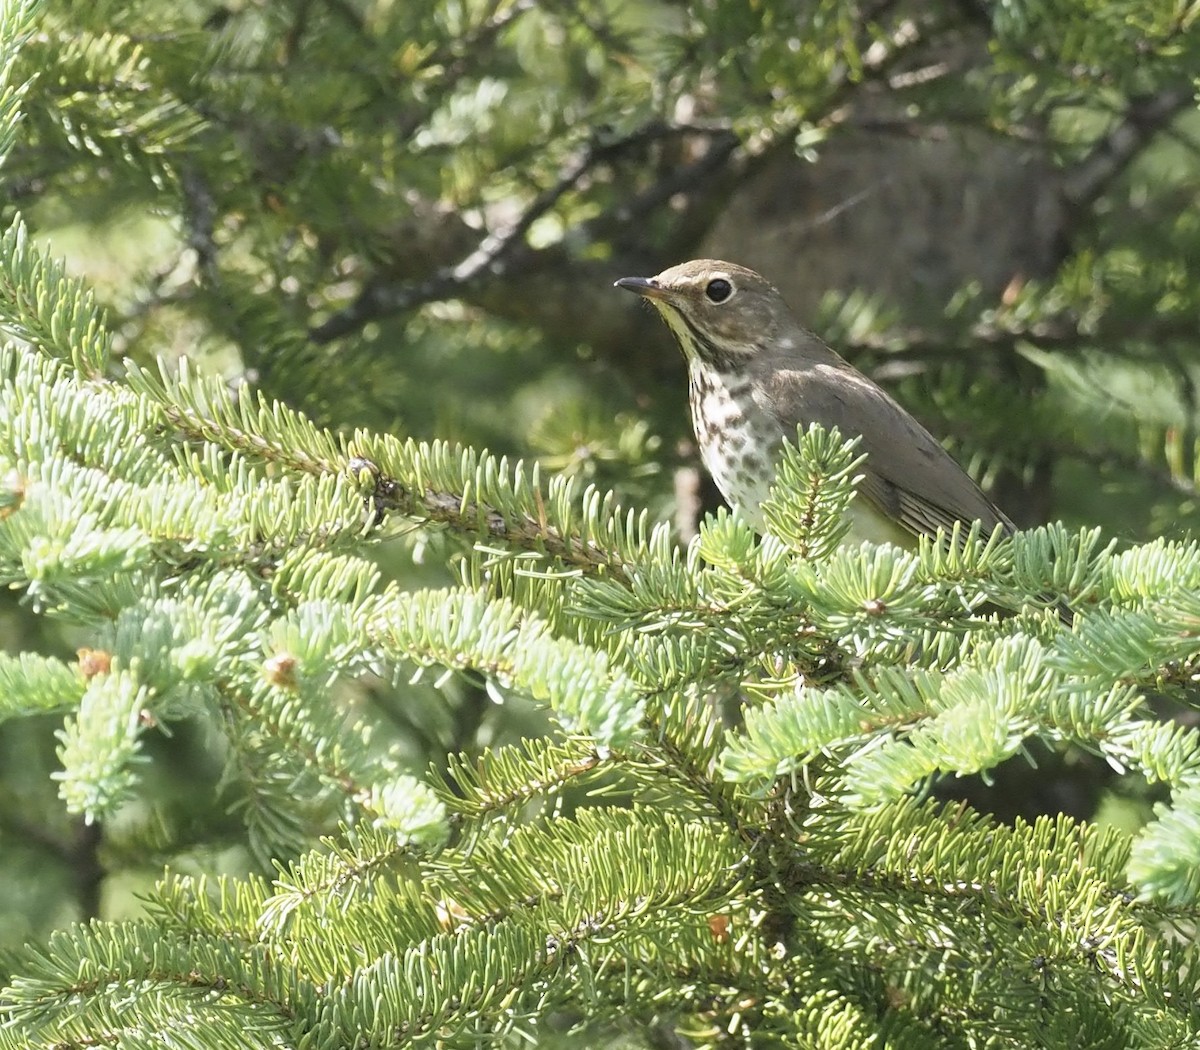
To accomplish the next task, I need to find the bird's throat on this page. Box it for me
[661,305,749,373]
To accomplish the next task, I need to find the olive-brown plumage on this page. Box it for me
[615,259,1015,548]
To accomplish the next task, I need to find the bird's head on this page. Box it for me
[615,259,787,370]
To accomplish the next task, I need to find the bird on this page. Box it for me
[613,258,1017,552]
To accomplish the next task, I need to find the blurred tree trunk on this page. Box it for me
[703,131,1062,325]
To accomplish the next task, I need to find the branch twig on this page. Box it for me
[309,123,737,343]
[1061,87,1194,211]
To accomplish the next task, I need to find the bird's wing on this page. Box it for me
[758,362,1015,541]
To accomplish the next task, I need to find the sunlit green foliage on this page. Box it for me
[2,0,1200,1045]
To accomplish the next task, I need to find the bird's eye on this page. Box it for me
[705,278,733,303]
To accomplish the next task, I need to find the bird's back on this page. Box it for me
[754,352,1015,543]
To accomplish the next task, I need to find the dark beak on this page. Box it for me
[614,275,670,301]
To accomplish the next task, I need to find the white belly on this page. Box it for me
[690,366,774,531]
[689,364,913,548]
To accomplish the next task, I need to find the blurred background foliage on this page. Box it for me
[1,0,1197,956]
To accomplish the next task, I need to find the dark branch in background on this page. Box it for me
[619,131,744,261]
[591,132,740,236]
[284,0,316,63]
[859,314,1200,368]
[0,813,105,921]
[309,7,950,348]
[309,122,739,344]
[71,819,105,922]
[308,142,602,342]
[179,164,219,286]
[1060,86,1194,213]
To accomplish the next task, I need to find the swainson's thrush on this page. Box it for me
[615,259,1016,549]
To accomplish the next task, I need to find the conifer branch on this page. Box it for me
[369,587,645,745]
[0,218,112,377]
[6,1,1200,1044]
[126,358,675,582]
[435,737,613,821]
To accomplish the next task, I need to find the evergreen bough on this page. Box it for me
[2,2,1200,1046]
